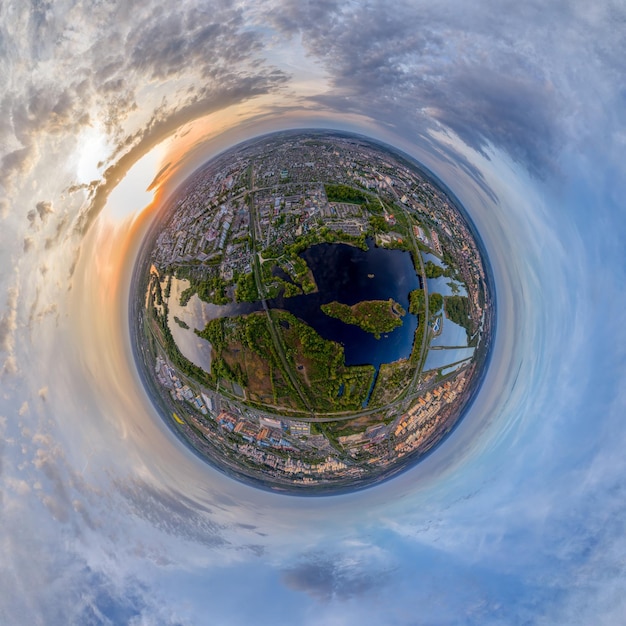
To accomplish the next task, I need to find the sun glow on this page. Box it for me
[103,143,168,222]
[75,125,111,184]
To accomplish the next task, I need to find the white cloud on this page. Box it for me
[0,0,625,624]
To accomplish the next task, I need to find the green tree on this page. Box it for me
[429,292,443,313]
[235,273,259,302]
[409,289,425,314]
[324,183,368,204]
[444,295,472,333]
[424,261,446,279]
[368,214,389,233]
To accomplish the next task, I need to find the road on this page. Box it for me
[246,162,315,414]
[379,184,430,399]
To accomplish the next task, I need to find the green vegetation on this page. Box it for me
[284,256,316,294]
[407,288,427,366]
[410,250,421,274]
[196,313,298,405]
[369,360,416,406]
[146,278,211,387]
[377,235,411,251]
[173,316,189,330]
[199,276,229,304]
[160,322,211,384]
[429,292,443,313]
[154,279,163,306]
[282,227,367,255]
[174,267,230,305]
[179,286,195,306]
[164,276,172,300]
[325,183,368,204]
[133,132,495,490]
[445,295,472,336]
[442,249,459,277]
[278,311,344,379]
[424,261,450,279]
[321,299,405,339]
[368,214,389,233]
[198,317,226,351]
[195,309,377,412]
[264,228,366,262]
[283,282,302,297]
[410,313,425,365]
[259,261,283,298]
[235,272,259,302]
[409,289,425,315]
[274,310,375,411]
[260,256,316,299]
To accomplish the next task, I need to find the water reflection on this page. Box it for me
[431,316,469,348]
[424,347,475,371]
[166,278,213,371]
[165,240,422,375]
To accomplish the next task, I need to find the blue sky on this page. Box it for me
[1,1,626,624]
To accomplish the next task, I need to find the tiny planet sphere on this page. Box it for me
[131,130,495,494]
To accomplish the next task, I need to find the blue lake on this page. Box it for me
[168,240,421,371]
[279,240,420,368]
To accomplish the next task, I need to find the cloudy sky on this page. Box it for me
[1,1,626,624]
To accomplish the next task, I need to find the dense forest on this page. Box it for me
[324,183,369,204]
[321,299,405,339]
[444,295,472,335]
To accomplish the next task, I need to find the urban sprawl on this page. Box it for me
[133,131,493,492]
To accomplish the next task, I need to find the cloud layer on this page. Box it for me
[1,1,625,625]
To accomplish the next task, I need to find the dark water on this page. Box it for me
[203,240,420,369]
[274,240,420,368]
[272,266,295,284]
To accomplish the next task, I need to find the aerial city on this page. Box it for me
[132,131,495,493]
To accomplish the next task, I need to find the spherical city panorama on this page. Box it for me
[131,130,495,494]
